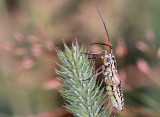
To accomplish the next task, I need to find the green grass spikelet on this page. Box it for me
[56,40,110,117]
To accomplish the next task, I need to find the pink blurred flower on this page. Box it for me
[31,44,42,56]
[45,40,55,51]
[136,58,151,76]
[43,79,62,90]
[15,33,25,44]
[145,29,155,41]
[28,35,38,43]
[1,42,14,51]
[136,41,148,52]
[14,47,27,56]
[22,56,34,69]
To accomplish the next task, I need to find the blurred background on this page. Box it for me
[0,0,160,117]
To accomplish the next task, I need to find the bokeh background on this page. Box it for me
[0,0,160,117]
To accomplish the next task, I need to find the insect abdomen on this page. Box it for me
[106,85,124,111]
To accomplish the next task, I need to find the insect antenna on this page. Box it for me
[94,5,113,54]
[91,43,113,49]
[95,5,111,44]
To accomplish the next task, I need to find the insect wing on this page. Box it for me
[106,85,124,111]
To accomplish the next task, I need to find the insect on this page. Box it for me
[84,5,124,111]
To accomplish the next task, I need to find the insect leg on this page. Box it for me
[84,50,104,55]
[105,78,118,86]
[85,51,104,59]
[82,65,104,81]
[82,70,103,81]
[91,43,113,49]
[91,43,113,54]
[114,72,121,84]
[88,56,99,59]
[96,65,103,74]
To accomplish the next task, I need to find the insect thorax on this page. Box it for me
[103,53,117,70]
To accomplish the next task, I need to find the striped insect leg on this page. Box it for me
[106,84,124,111]
[82,65,104,81]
